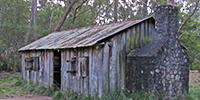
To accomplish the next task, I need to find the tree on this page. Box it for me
[30,0,37,33]
[54,0,79,32]
[25,0,38,44]
[113,0,118,22]
[142,0,148,17]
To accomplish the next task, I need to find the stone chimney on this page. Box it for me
[155,5,179,38]
[154,5,190,99]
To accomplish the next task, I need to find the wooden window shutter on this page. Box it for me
[66,56,77,74]
[33,57,40,71]
[25,58,33,70]
[78,57,89,78]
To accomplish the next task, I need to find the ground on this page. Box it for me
[0,95,52,100]
[0,71,199,100]
[0,72,52,100]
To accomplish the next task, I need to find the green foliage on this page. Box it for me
[185,85,200,100]
[179,11,200,70]
[0,0,199,72]
[0,0,30,72]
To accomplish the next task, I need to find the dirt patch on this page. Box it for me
[0,72,20,79]
[189,70,200,85]
[0,95,52,100]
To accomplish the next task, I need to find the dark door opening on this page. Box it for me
[53,51,61,89]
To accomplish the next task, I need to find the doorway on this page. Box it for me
[53,51,61,89]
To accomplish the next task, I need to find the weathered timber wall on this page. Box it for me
[21,51,54,87]
[21,18,156,96]
[60,19,156,96]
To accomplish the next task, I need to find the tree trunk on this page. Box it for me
[25,0,37,44]
[30,0,37,33]
[113,0,118,22]
[142,0,148,17]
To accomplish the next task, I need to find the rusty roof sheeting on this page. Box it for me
[19,17,154,51]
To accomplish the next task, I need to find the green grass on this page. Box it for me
[0,72,27,98]
[186,85,200,100]
[0,72,200,100]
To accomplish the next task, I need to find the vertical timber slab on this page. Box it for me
[109,37,118,91]
[120,33,126,89]
[65,50,70,90]
[134,25,139,48]
[141,22,145,46]
[43,51,49,85]
[102,43,110,94]
[116,34,122,90]
[83,48,89,95]
[89,48,94,95]
[74,49,79,93]
[89,47,98,95]
[71,49,78,92]
[41,51,47,84]
[69,50,73,91]
[46,51,50,86]
[77,49,81,93]
[48,51,54,88]
[25,53,30,82]
[32,71,37,83]
[144,20,148,44]
[77,48,83,93]
[97,46,103,96]
[61,51,64,90]
[21,53,26,80]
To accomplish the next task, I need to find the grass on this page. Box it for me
[0,72,27,98]
[185,85,200,100]
[0,72,199,100]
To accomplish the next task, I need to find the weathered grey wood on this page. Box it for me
[20,18,156,96]
[120,33,126,89]
[97,46,103,96]
[141,22,145,46]
[102,42,110,93]
[89,48,95,95]
[83,49,89,95]
[116,34,121,90]
[109,37,118,91]
[90,47,98,95]
[21,53,26,80]
[77,48,83,93]
[49,51,53,88]
[61,51,64,90]
[69,50,74,91]
[64,50,70,90]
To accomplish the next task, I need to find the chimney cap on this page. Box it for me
[155,5,178,12]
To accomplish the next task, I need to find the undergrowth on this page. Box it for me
[0,72,200,100]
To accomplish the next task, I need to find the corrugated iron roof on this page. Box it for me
[19,17,154,51]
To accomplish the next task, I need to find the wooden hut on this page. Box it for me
[19,5,189,99]
[19,16,155,94]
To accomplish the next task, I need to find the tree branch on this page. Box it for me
[136,0,155,11]
[54,0,79,32]
[72,0,88,24]
[179,0,200,32]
